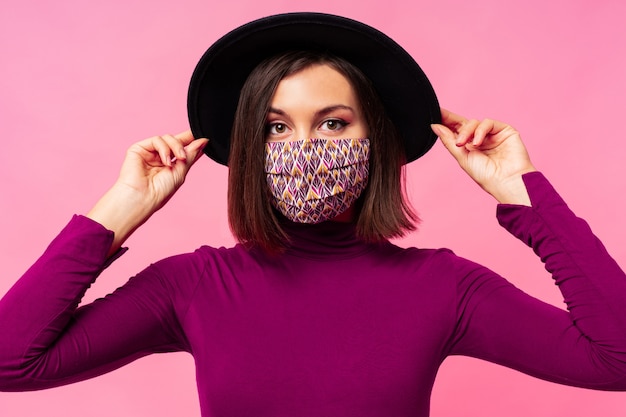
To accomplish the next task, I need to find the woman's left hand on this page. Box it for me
[431,109,537,205]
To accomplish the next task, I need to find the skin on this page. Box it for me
[431,110,536,206]
[87,132,209,256]
[265,64,369,223]
[265,64,368,143]
[87,63,536,256]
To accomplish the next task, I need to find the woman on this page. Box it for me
[1,12,625,417]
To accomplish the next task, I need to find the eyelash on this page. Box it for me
[266,119,349,135]
[266,122,288,135]
[320,119,348,131]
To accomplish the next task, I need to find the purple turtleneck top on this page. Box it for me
[1,172,626,416]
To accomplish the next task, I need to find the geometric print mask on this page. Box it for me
[265,138,370,224]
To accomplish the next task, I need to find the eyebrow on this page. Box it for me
[268,105,355,118]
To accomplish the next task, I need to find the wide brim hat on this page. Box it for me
[188,12,440,166]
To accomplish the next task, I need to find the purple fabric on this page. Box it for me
[1,172,626,416]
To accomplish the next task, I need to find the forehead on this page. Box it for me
[270,64,359,108]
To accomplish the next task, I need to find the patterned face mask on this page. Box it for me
[265,138,370,224]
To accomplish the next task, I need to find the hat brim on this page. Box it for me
[188,12,440,166]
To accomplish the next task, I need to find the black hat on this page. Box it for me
[187,12,440,166]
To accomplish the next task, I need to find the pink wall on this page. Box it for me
[1,0,625,415]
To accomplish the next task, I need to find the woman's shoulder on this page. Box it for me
[152,242,253,273]
[381,240,458,266]
[379,241,496,286]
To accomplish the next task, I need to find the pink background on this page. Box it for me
[1,0,625,415]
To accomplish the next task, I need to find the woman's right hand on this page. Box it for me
[116,131,208,211]
[87,131,208,255]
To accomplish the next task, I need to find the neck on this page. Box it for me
[331,205,356,223]
[278,218,378,260]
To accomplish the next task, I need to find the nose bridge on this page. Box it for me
[292,121,317,141]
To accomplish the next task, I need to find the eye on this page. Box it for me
[267,122,289,135]
[320,119,347,132]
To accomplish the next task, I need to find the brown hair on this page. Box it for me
[228,51,419,252]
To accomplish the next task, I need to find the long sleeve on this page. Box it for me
[2,172,625,415]
[448,172,626,389]
[0,215,188,391]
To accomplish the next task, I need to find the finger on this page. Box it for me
[160,133,189,161]
[440,109,479,146]
[174,130,195,145]
[473,118,512,147]
[131,135,175,167]
[472,119,496,147]
[184,138,209,166]
[170,138,209,179]
[431,123,467,163]
[149,136,176,167]
[455,119,480,147]
[440,108,467,130]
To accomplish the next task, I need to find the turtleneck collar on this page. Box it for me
[279,219,382,260]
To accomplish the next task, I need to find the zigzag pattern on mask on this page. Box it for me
[265,138,370,223]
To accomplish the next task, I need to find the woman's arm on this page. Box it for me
[0,132,208,390]
[87,131,208,256]
[432,111,626,387]
[446,172,626,388]
[431,108,536,206]
[0,216,188,391]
